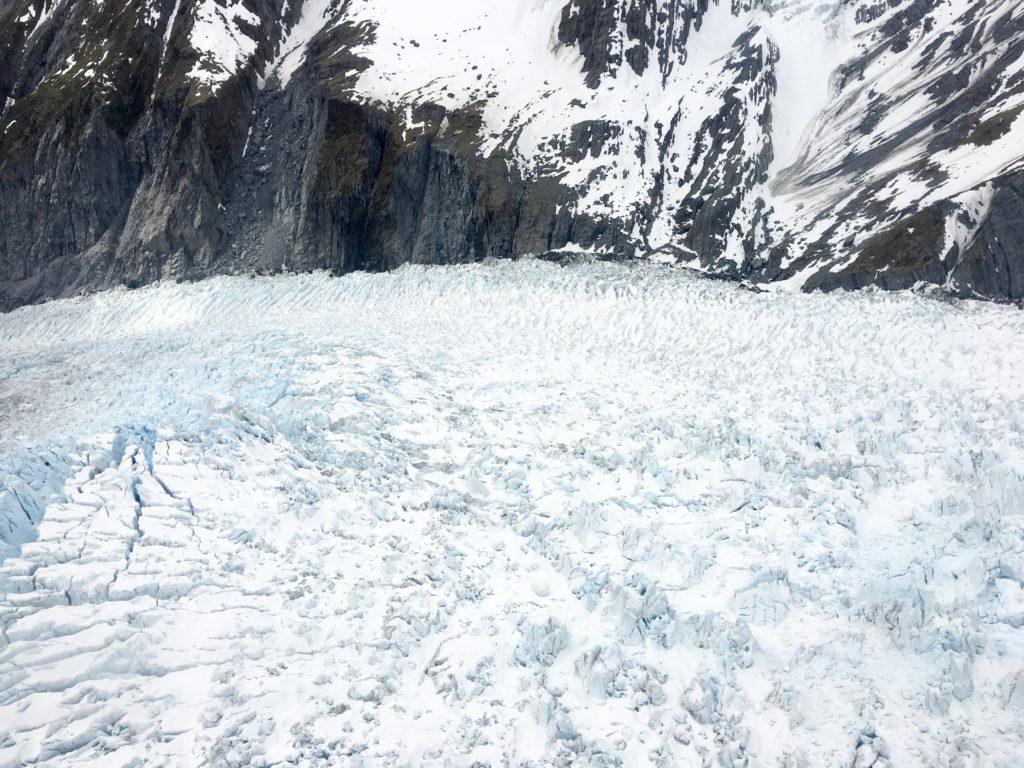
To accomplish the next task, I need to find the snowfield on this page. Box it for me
[1,260,1023,767]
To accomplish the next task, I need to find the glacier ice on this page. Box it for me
[1,260,1023,766]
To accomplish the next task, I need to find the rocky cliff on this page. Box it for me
[1,0,1022,309]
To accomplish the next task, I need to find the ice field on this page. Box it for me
[1,260,1023,766]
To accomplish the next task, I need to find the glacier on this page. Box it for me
[1,260,1023,766]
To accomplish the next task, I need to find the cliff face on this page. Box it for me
[0,0,1022,309]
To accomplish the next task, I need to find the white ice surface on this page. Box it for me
[1,261,1024,766]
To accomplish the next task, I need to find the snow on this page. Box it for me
[187,0,260,89]
[760,0,854,177]
[775,0,1024,246]
[328,0,873,267]
[24,0,64,43]
[265,0,336,88]
[153,0,185,95]
[347,0,587,159]
[244,0,1024,281]
[929,108,1024,200]
[331,0,751,230]
[2,260,1024,766]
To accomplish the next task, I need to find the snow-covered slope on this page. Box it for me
[2,261,1024,765]
[0,0,1022,308]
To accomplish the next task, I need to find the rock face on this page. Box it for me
[0,0,1022,309]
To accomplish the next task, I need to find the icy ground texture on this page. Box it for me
[2,261,1024,767]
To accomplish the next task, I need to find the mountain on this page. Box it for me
[3,261,1024,765]
[1,0,1022,309]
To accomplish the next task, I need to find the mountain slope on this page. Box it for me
[0,0,1022,309]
